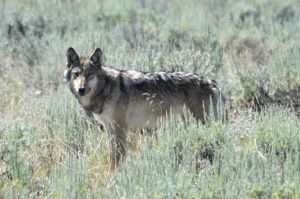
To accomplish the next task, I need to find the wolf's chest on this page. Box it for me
[91,106,114,128]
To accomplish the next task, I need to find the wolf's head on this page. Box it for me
[64,47,103,97]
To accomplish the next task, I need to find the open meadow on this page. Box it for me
[1,0,300,198]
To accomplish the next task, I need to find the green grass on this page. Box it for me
[1,0,300,198]
[2,89,300,198]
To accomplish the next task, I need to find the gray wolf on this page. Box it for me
[64,47,227,171]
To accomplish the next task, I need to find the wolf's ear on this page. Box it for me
[90,48,103,68]
[66,47,80,68]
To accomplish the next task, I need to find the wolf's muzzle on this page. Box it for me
[74,76,86,96]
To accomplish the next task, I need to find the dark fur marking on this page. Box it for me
[129,72,212,96]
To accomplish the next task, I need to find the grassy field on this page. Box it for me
[1,0,300,198]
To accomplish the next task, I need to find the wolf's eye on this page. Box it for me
[73,72,80,78]
[85,71,93,79]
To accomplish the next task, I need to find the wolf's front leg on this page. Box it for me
[106,125,127,172]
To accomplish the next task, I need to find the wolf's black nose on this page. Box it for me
[78,88,85,96]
